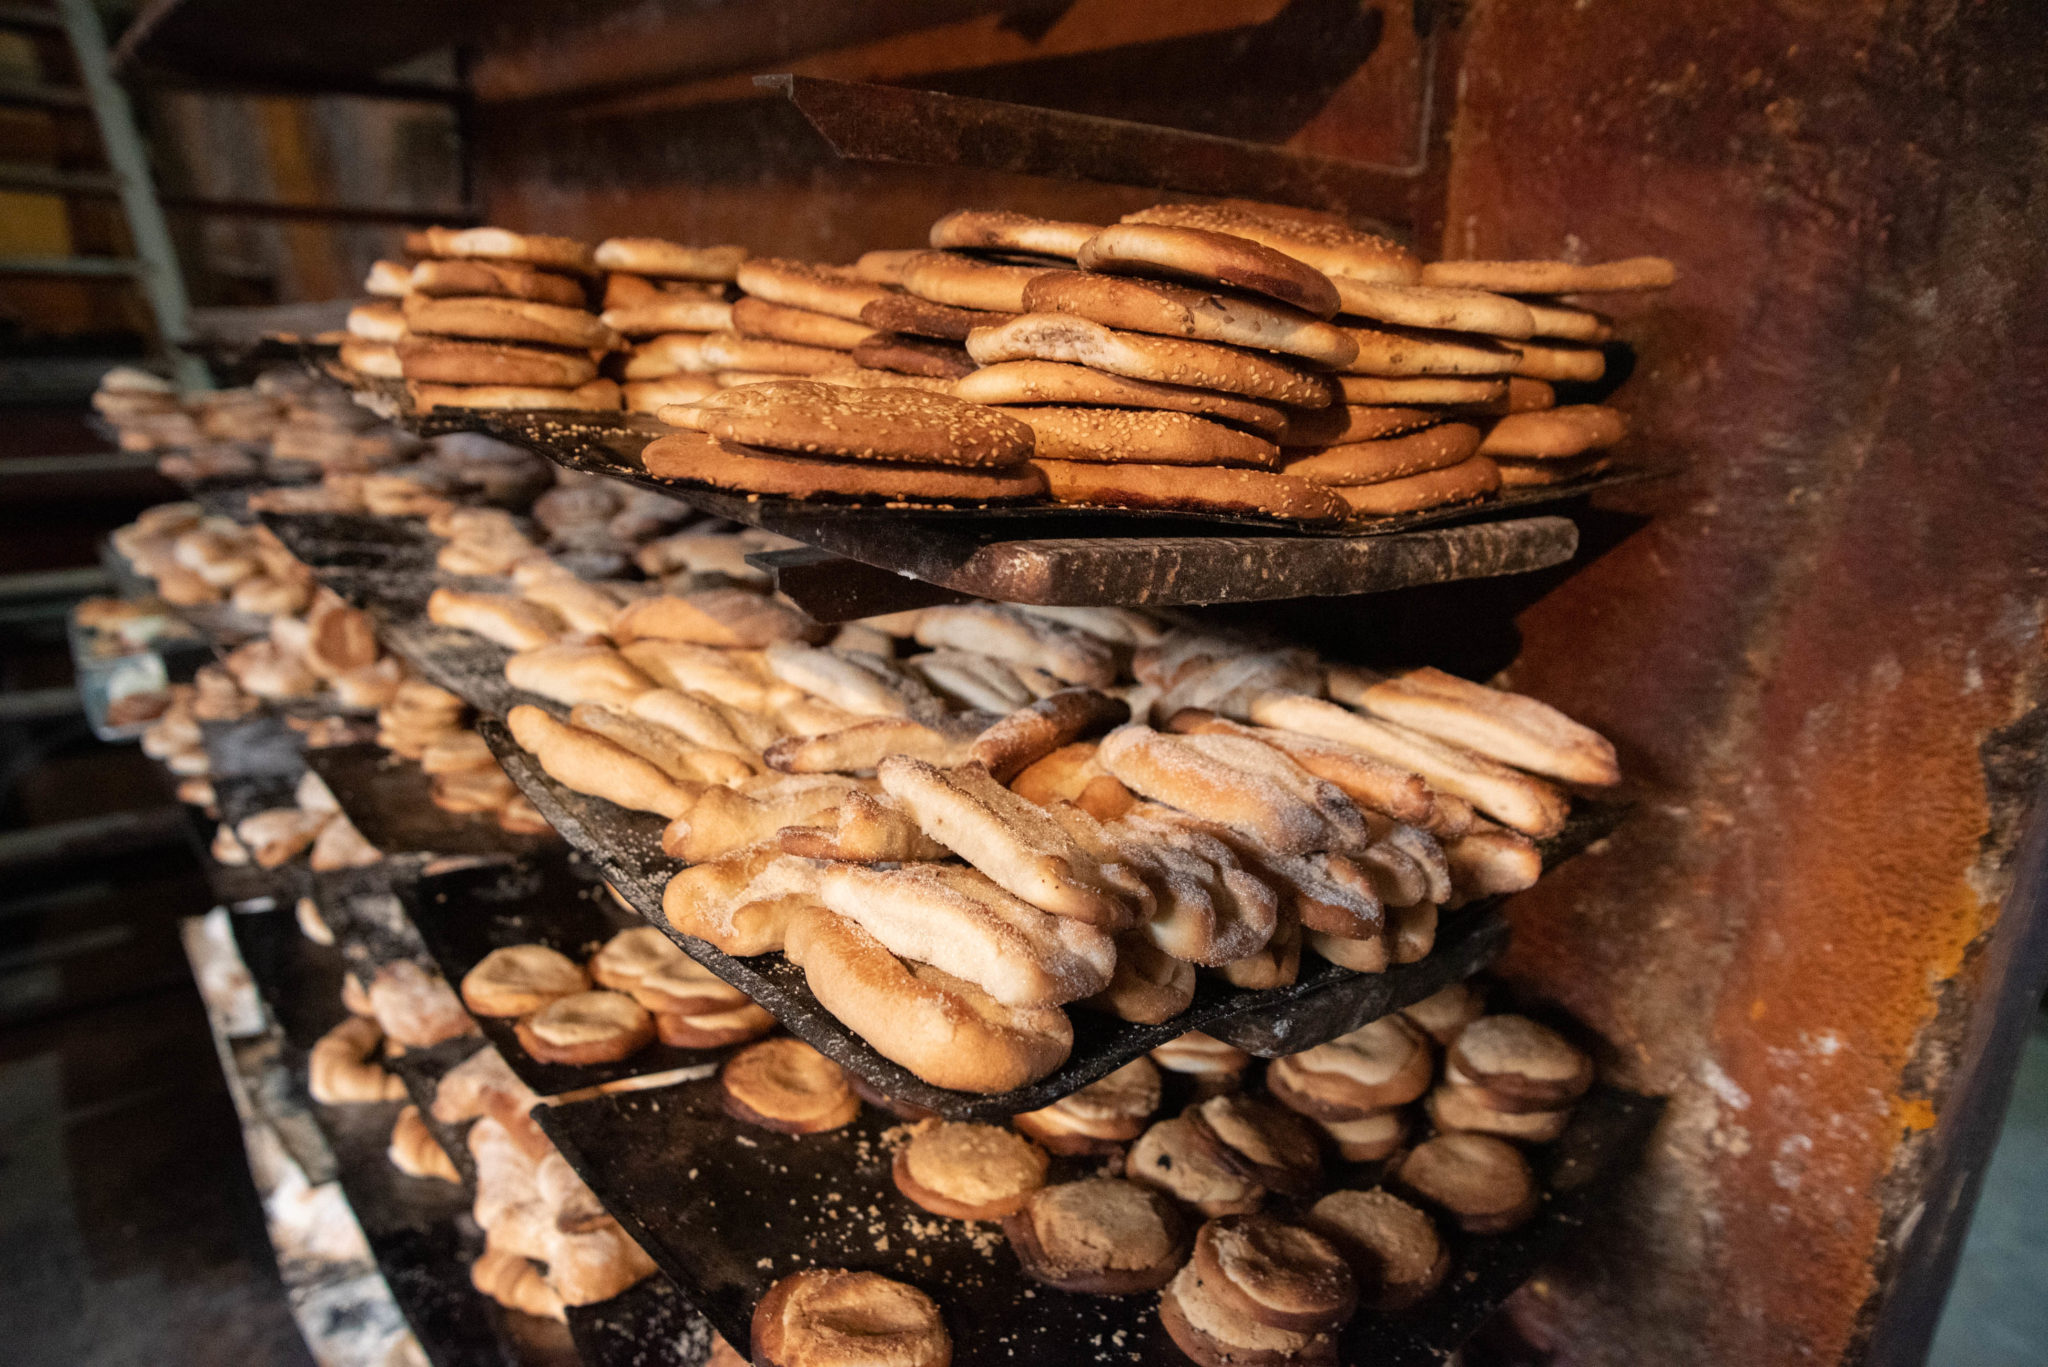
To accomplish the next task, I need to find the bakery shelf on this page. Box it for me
[443,407,1653,609]
[538,1069,1663,1367]
[305,742,559,859]
[483,712,1620,1119]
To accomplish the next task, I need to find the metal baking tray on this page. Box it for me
[305,742,559,859]
[400,851,733,1095]
[481,714,1619,1118]
[539,1070,1662,1367]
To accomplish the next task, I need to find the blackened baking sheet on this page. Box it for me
[482,715,1618,1119]
[539,1073,1661,1367]
[401,850,732,1094]
[306,742,559,858]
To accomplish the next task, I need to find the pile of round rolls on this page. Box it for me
[419,523,1623,1094]
[721,979,1595,1367]
[336,203,1669,522]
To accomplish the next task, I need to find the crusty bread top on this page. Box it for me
[660,379,1034,468]
[928,209,1102,260]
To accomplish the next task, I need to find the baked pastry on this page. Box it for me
[1394,1132,1540,1233]
[1423,1083,1571,1143]
[891,1119,1049,1220]
[1445,1014,1593,1111]
[368,961,477,1048]
[1010,405,1282,469]
[588,925,689,993]
[1012,1056,1161,1154]
[308,1015,407,1104]
[513,989,656,1065]
[1078,224,1340,317]
[1004,1178,1187,1293]
[1159,1261,1337,1367]
[967,314,1331,407]
[719,1036,861,1135]
[1305,1189,1446,1310]
[1418,255,1677,294]
[1340,665,1621,787]
[1023,271,1357,366]
[1151,1031,1250,1081]
[954,359,1288,435]
[874,756,1140,932]
[1266,1015,1434,1120]
[644,430,1050,503]
[751,1268,950,1367]
[1192,1214,1356,1334]
[1398,981,1485,1045]
[1282,422,1482,486]
[1310,1107,1411,1163]
[631,954,774,1048]
[411,224,596,275]
[1085,930,1197,1024]
[815,860,1118,1008]
[929,208,1099,259]
[388,1104,460,1182]
[506,704,700,820]
[783,905,1073,1094]
[471,1247,567,1322]
[735,258,891,322]
[912,603,1118,689]
[460,945,590,1017]
[1186,1094,1323,1198]
[1127,1115,1265,1217]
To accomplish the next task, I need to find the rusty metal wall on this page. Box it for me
[462,1,2048,1362]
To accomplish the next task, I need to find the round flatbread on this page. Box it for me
[396,337,597,388]
[1123,202,1420,284]
[1032,458,1345,523]
[1332,374,1507,406]
[1010,406,1280,468]
[1283,422,1482,486]
[593,238,747,281]
[408,258,588,307]
[1419,256,1677,294]
[696,330,856,376]
[850,333,974,379]
[1519,299,1613,341]
[966,314,1331,407]
[339,340,402,379]
[624,332,717,378]
[860,291,1014,341]
[852,248,921,284]
[644,430,1048,502]
[900,250,1058,314]
[1332,279,1535,339]
[409,379,621,412]
[929,209,1101,259]
[409,225,596,276]
[1333,455,1500,515]
[1342,323,1521,377]
[1023,272,1357,366]
[1494,452,1613,486]
[402,295,615,350]
[623,374,719,413]
[363,259,411,298]
[601,296,734,337]
[658,380,1034,467]
[346,301,407,342]
[1077,223,1340,317]
[1277,404,1439,447]
[730,296,874,351]
[954,360,1289,436]
[735,258,892,322]
[1511,340,1607,382]
[1476,404,1627,457]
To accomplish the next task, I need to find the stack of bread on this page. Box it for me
[375,671,554,836]
[702,255,881,386]
[591,236,745,413]
[91,366,198,451]
[267,378,421,473]
[350,226,623,412]
[427,535,1621,1094]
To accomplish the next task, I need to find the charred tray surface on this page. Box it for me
[401,851,733,1094]
[227,904,562,1367]
[306,742,557,858]
[483,715,1621,1118]
[540,1072,1662,1367]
